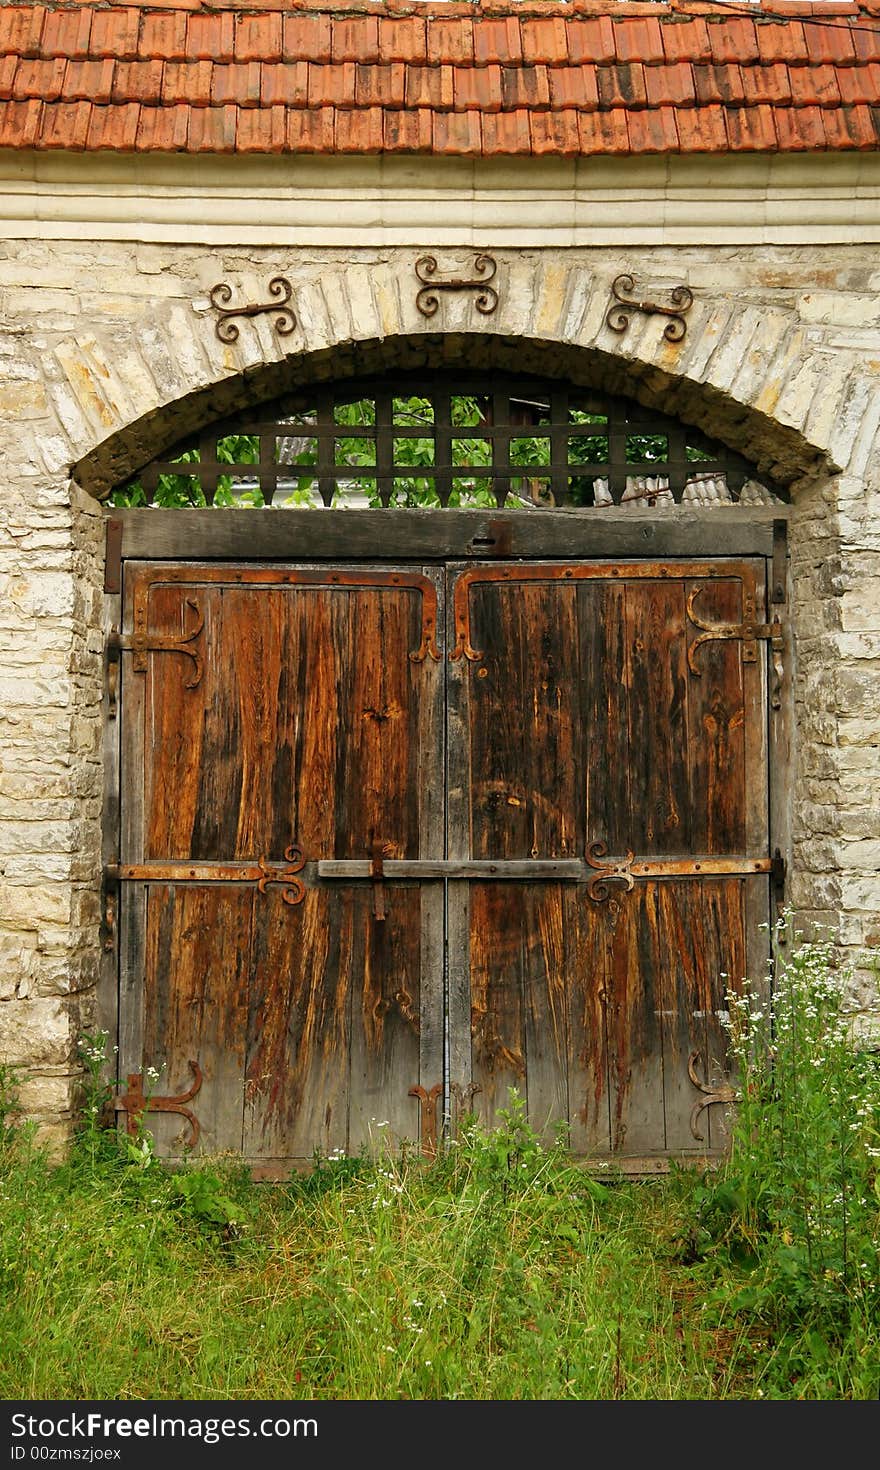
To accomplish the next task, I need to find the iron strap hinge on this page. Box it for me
[686,591,785,675]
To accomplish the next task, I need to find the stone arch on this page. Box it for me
[56,253,839,501]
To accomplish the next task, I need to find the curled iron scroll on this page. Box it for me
[606,273,693,343]
[209,276,297,343]
[415,254,499,318]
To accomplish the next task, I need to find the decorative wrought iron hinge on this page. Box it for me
[414,253,499,318]
[409,1083,443,1158]
[107,597,205,717]
[114,1060,203,1149]
[209,276,296,343]
[688,1051,739,1142]
[606,273,694,342]
[686,587,784,675]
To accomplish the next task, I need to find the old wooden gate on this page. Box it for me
[109,548,779,1171]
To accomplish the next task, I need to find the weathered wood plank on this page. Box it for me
[116,506,786,564]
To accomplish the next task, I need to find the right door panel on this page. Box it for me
[446,560,770,1160]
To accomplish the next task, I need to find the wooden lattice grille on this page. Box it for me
[113,373,784,510]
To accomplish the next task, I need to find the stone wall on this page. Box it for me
[2,236,879,1145]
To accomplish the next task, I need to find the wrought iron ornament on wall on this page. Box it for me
[606,273,694,342]
[414,254,499,318]
[209,276,297,343]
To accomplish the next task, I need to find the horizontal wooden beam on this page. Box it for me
[112,506,787,564]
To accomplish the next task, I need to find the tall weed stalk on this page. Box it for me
[708,924,880,1358]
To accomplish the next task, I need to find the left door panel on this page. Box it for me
[117,563,445,1170]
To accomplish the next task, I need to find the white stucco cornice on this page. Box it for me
[3,150,880,247]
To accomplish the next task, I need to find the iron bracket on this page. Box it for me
[686,587,784,675]
[414,253,499,318]
[606,273,694,342]
[114,1060,203,1149]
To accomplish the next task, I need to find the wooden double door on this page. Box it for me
[114,557,771,1169]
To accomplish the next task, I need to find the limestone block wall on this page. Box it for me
[1,235,879,1144]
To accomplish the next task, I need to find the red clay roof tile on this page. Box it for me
[521,18,570,66]
[286,104,335,153]
[852,26,880,63]
[162,61,213,108]
[660,18,712,66]
[626,105,679,154]
[112,61,164,107]
[236,103,286,154]
[187,103,237,153]
[453,63,503,112]
[214,62,262,110]
[332,17,380,64]
[836,63,880,104]
[431,108,482,155]
[135,103,189,151]
[566,17,615,66]
[707,17,760,66]
[549,65,599,111]
[644,61,696,108]
[41,99,92,149]
[235,13,282,64]
[675,103,729,152]
[0,97,43,148]
[378,18,427,65]
[529,108,581,156]
[693,63,743,105]
[612,17,664,65]
[821,102,877,146]
[308,62,356,109]
[474,18,522,67]
[335,104,383,154]
[261,62,308,109]
[598,61,647,109]
[64,59,115,105]
[90,9,141,63]
[382,107,433,153]
[40,8,92,62]
[724,102,778,151]
[481,107,532,155]
[12,57,66,102]
[577,107,630,155]
[0,7,45,60]
[185,12,234,64]
[773,104,828,150]
[355,63,405,110]
[0,3,877,159]
[802,19,858,65]
[86,102,140,151]
[427,18,474,66]
[139,12,187,63]
[282,15,331,65]
[502,63,550,109]
[739,63,793,106]
[405,64,453,110]
[0,55,17,100]
[755,21,808,65]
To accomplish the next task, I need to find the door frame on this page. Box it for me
[99,506,792,1167]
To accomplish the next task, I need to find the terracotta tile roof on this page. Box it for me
[0,2,879,156]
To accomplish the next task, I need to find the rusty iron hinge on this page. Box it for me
[688,1051,739,1142]
[106,598,205,718]
[105,846,307,907]
[409,1083,443,1159]
[686,587,784,675]
[114,1060,203,1149]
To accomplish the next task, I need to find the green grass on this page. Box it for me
[1,931,878,1402]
